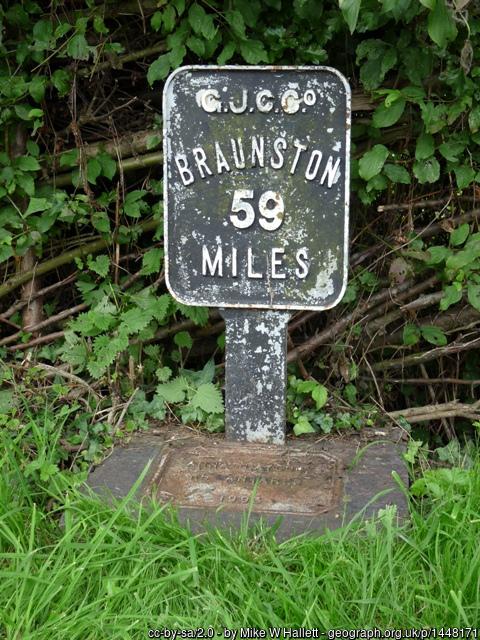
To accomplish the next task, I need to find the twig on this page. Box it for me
[0,303,87,347]
[371,336,480,371]
[287,275,439,363]
[0,219,158,300]
[387,399,480,423]
[30,363,100,397]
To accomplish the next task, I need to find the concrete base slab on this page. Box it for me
[87,425,408,539]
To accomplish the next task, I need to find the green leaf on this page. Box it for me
[156,377,188,404]
[16,173,35,196]
[88,254,110,278]
[311,384,328,410]
[156,366,172,382]
[446,247,477,271]
[188,4,216,40]
[450,223,470,247]
[454,165,475,191]
[468,105,480,134]
[151,11,163,31]
[438,140,465,162]
[186,36,205,57]
[358,144,389,181]
[419,0,435,8]
[427,0,457,48]
[239,40,268,64]
[403,324,421,346]
[440,283,463,311]
[92,211,111,234]
[426,245,449,264]
[176,303,209,326]
[29,76,46,102]
[339,0,362,34]
[217,42,236,65]
[17,156,41,171]
[191,383,224,414]
[25,197,49,216]
[383,164,411,184]
[415,133,435,160]
[372,97,405,128]
[93,15,109,34]
[98,153,117,180]
[0,245,14,264]
[225,10,245,38]
[67,34,90,61]
[413,157,440,184]
[119,308,153,335]
[293,415,315,436]
[467,283,480,311]
[141,248,163,275]
[147,54,171,86]
[52,69,72,96]
[174,331,193,349]
[420,325,447,346]
[87,158,101,184]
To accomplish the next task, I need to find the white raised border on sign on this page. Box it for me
[163,65,351,312]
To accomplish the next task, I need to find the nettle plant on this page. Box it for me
[0,0,479,448]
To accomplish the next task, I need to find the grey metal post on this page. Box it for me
[220,309,290,445]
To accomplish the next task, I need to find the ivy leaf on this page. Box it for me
[415,133,435,160]
[239,40,268,64]
[191,383,224,414]
[52,69,72,96]
[67,34,91,61]
[467,283,480,311]
[293,415,316,436]
[174,331,193,349]
[403,324,421,346]
[450,223,470,247]
[156,377,188,404]
[339,0,362,34]
[372,97,405,128]
[413,157,440,184]
[147,54,171,86]
[420,325,447,346]
[427,0,457,48]
[440,283,463,311]
[358,144,389,181]
[454,165,475,191]
[383,164,410,184]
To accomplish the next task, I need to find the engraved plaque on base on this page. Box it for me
[147,443,340,516]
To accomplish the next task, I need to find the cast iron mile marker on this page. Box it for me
[164,66,350,445]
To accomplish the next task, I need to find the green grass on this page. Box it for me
[1,426,480,638]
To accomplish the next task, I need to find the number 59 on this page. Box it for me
[229,189,285,231]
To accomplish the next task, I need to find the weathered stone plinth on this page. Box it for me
[87,425,408,539]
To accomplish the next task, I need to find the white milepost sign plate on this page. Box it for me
[163,66,350,311]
